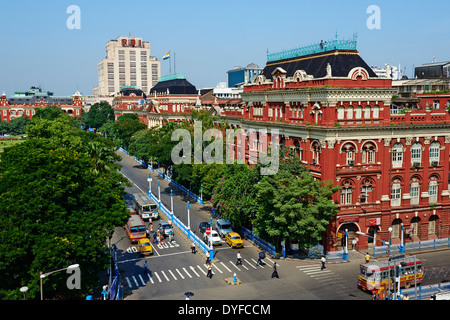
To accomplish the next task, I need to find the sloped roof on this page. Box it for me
[260,49,377,80]
[150,78,197,95]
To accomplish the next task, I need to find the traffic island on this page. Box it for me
[224,274,242,285]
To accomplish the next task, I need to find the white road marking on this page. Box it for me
[176,268,185,280]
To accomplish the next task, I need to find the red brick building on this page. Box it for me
[0,88,83,122]
[116,40,450,253]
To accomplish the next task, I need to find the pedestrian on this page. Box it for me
[206,251,210,264]
[403,294,409,300]
[207,263,213,279]
[143,260,149,276]
[256,251,265,266]
[365,252,370,263]
[191,242,196,254]
[321,255,326,270]
[152,232,157,244]
[160,234,164,244]
[271,262,279,278]
[168,230,173,242]
[236,251,242,265]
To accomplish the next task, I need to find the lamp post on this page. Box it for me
[186,201,191,239]
[40,264,79,300]
[209,217,214,262]
[387,226,393,299]
[200,184,203,205]
[400,223,405,253]
[343,229,349,261]
[147,174,152,196]
[20,286,28,300]
[170,189,174,223]
[157,180,161,207]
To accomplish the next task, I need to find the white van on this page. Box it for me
[216,219,234,237]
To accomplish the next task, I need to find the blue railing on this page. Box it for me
[147,189,211,257]
[372,238,450,258]
[402,282,450,300]
[240,226,277,258]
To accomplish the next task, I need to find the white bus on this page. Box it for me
[132,193,159,221]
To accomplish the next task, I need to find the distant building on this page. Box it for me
[0,86,82,122]
[227,63,262,88]
[371,64,402,80]
[93,35,161,96]
[415,61,450,79]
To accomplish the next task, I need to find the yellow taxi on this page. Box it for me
[137,238,153,255]
[224,232,244,248]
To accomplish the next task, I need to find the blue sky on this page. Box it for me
[0,0,449,96]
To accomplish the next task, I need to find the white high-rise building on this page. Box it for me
[93,35,161,96]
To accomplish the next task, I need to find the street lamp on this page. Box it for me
[20,286,28,300]
[400,223,405,253]
[209,217,214,262]
[170,189,174,223]
[200,184,203,204]
[40,264,79,300]
[147,174,152,196]
[186,201,191,239]
[157,180,161,207]
[343,229,349,261]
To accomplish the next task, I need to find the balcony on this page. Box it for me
[390,109,449,125]
[336,162,381,175]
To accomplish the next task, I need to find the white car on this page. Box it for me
[204,230,222,246]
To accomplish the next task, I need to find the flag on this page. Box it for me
[163,52,170,60]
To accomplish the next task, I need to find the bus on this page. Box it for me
[132,193,159,221]
[358,255,423,293]
[124,214,148,243]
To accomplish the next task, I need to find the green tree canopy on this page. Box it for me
[0,115,130,300]
[83,102,114,129]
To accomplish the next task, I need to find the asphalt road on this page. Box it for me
[112,150,450,300]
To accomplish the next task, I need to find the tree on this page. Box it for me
[0,117,130,300]
[253,150,340,250]
[7,116,30,136]
[116,114,146,149]
[84,102,114,129]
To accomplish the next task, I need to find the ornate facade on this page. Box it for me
[115,40,450,252]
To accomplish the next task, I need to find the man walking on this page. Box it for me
[236,251,242,265]
[206,263,213,279]
[271,262,279,278]
[143,260,151,277]
[321,255,326,270]
[191,242,196,254]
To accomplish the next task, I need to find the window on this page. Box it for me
[392,142,403,168]
[372,105,380,118]
[411,142,422,166]
[364,106,370,119]
[342,143,355,165]
[391,219,402,239]
[411,217,420,236]
[428,215,438,235]
[410,182,420,205]
[429,141,440,164]
[429,180,438,203]
[355,106,362,119]
[360,179,373,203]
[337,107,344,119]
[311,142,320,165]
[362,143,376,164]
[391,182,401,206]
[346,107,353,119]
[433,100,440,109]
[340,181,353,205]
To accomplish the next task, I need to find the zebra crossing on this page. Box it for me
[296,264,339,281]
[124,257,277,288]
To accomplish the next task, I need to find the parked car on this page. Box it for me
[224,232,244,248]
[199,222,210,234]
[204,230,222,246]
[137,238,153,255]
[159,221,173,237]
[216,219,234,237]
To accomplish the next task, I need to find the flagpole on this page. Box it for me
[169,51,171,75]
[174,52,176,74]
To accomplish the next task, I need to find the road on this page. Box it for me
[110,150,450,300]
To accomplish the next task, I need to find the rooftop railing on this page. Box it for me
[267,35,358,62]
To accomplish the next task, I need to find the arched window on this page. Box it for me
[346,106,353,119]
[372,105,380,118]
[337,106,344,119]
[391,218,402,239]
[355,105,362,119]
[429,141,440,165]
[392,142,403,168]
[411,142,422,166]
[340,180,354,205]
[311,141,321,165]
[428,215,439,235]
[428,175,439,203]
[411,217,421,237]
[360,179,373,203]
[410,176,421,205]
[391,178,402,207]
[363,106,370,119]
[342,143,356,165]
[362,142,376,164]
